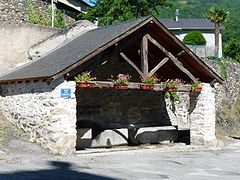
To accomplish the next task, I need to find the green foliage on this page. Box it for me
[224,38,240,62]
[183,31,206,45]
[204,7,229,24]
[165,92,180,103]
[223,12,240,42]
[220,60,228,80]
[141,75,159,85]
[156,0,240,43]
[83,0,168,26]
[165,79,182,89]
[27,0,65,28]
[191,80,201,91]
[74,72,96,82]
[111,74,131,85]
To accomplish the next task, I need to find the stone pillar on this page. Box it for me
[190,83,216,146]
[50,80,77,155]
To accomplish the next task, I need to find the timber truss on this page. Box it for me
[120,34,197,82]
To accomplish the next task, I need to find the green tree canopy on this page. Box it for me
[224,38,240,62]
[84,0,168,26]
[183,31,206,46]
[204,7,229,24]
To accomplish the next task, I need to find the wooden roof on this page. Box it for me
[0,16,223,84]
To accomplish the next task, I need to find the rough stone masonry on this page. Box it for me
[0,78,77,155]
[0,78,216,154]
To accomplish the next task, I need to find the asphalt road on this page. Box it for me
[0,139,240,180]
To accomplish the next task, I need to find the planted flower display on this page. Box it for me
[111,74,131,89]
[140,75,159,90]
[165,79,182,92]
[74,71,97,88]
[191,80,202,92]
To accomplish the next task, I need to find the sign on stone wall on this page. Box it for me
[60,88,72,98]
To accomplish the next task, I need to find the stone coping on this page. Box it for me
[76,81,194,92]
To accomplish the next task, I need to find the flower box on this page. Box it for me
[113,84,128,90]
[77,82,97,88]
[140,84,154,90]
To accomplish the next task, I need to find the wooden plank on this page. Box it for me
[148,57,169,77]
[146,34,196,82]
[141,35,148,78]
[120,52,144,77]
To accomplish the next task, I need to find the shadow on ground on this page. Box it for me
[0,161,114,180]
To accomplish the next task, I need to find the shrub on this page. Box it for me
[224,38,240,63]
[183,31,207,45]
[27,0,65,28]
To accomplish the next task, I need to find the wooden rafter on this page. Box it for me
[145,34,196,82]
[148,57,169,77]
[67,33,143,79]
[120,52,144,77]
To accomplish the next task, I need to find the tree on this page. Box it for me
[84,0,168,26]
[224,38,240,62]
[183,31,206,45]
[204,7,229,59]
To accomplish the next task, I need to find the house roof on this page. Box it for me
[160,18,223,30]
[0,16,223,84]
[56,0,91,12]
[0,16,150,82]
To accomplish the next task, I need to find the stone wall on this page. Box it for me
[0,24,59,73]
[204,59,240,137]
[0,0,49,24]
[0,78,77,155]
[0,20,95,74]
[28,20,97,61]
[0,79,217,152]
[76,88,172,130]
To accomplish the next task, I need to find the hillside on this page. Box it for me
[157,0,240,42]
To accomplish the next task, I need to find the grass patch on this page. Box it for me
[220,60,228,80]
[216,93,240,137]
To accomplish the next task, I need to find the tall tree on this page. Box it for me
[204,7,229,59]
[84,0,168,26]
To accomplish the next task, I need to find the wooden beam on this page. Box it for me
[148,57,169,77]
[170,57,196,81]
[141,35,148,78]
[145,34,170,57]
[151,18,224,84]
[146,34,196,81]
[120,52,144,78]
[177,50,185,57]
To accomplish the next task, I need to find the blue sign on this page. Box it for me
[60,88,72,98]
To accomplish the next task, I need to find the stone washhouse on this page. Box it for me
[0,16,223,155]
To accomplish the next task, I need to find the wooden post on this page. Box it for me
[141,35,148,78]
